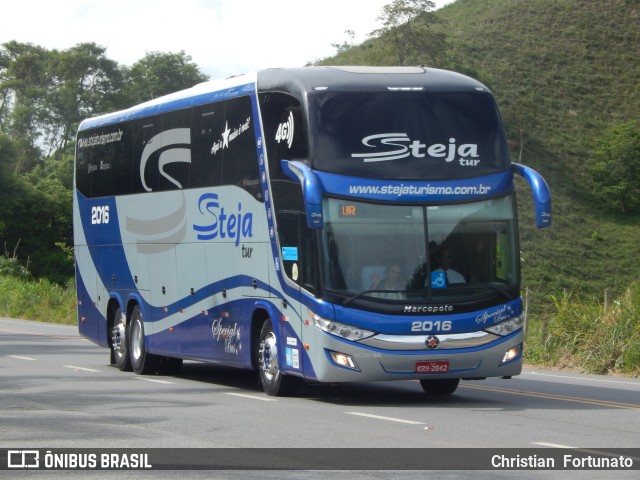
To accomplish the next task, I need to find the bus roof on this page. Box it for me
[78,66,489,131]
[256,66,488,94]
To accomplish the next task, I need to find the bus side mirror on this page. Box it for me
[281,160,323,228]
[512,163,552,228]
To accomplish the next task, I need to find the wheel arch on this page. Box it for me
[250,305,271,370]
[106,294,125,348]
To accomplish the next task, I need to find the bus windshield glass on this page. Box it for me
[321,196,519,303]
[308,91,509,179]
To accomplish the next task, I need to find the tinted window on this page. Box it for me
[76,126,129,198]
[76,95,261,199]
[308,91,510,180]
[259,92,308,181]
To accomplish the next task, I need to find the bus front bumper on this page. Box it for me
[306,329,523,383]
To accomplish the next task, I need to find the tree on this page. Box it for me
[46,43,124,155]
[332,30,356,54]
[122,51,209,104]
[0,134,24,237]
[591,120,640,214]
[369,0,447,66]
[0,42,124,163]
[0,41,51,172]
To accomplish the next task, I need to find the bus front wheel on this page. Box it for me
[420,378,460,395]
[257,319,299,396]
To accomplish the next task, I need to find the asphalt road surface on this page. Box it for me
[1,317,638,479]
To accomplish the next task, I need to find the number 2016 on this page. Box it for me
[411,320,452,332]
[91,205,110,224]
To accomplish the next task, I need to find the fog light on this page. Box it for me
[500,344,522,365]
[329,351,359,371]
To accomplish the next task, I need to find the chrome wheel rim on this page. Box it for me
[259,331,278,382]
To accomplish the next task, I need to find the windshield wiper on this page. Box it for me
[342,289,404,306]
[474,284,513,300]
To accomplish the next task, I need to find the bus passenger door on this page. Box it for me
[277,210,317,376]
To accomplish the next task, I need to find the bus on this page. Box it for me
[73,66,551,396]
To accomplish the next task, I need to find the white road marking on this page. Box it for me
[532,442,640,461]
[225,392,278,402]
[8,355,37,361]
[524,370,640,387]
[64,365,100,373]
[135,377,175,384]
[533,442,576,449]
[345,412,425,425]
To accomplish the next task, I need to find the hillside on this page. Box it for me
[319,0,640,301]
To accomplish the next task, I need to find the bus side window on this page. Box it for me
[218,97,261,200]
[136,122,158,193]
[75,139,93,197]
[112,125,133,196]
[190,109,222,189]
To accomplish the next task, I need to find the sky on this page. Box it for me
[1,0,453,79]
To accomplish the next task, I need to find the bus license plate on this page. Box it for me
[416,360,449,374]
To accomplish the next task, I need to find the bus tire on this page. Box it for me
[257,319,299,396]
[129,305,160,375]
[420,378,460,395]
[111,306,132,372]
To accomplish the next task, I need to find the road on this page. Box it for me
[1,317,638,479]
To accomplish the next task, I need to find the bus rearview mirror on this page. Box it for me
[512,163,552,228]
[281,160,324,229]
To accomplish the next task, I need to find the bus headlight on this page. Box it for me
[313,314,375,341]
[484,315,524,336]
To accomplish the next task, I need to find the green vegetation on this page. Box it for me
[0,258,75,324]
[526,284,640,376]
[590,120,640,214]
[1,0,638,375]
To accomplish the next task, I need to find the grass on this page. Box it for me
[525,283,640,376]
[0,275,76,324]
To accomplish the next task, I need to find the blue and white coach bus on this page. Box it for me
[74,66,551,396]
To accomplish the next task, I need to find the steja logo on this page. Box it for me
[193,193,253,247]
[351,134,480,166]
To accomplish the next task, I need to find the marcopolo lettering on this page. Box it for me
[404,305,454,313]
[193,193,253,246]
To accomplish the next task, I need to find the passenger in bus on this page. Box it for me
[433,248,466,284]
[369,263,405,299]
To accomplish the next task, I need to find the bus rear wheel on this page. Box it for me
[111,306,132,371]
[420,378,460,395]
[130,305,161,375]
[257,319,299,396]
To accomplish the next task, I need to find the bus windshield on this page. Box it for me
[308,91,510,180]
[321,196,519,303]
